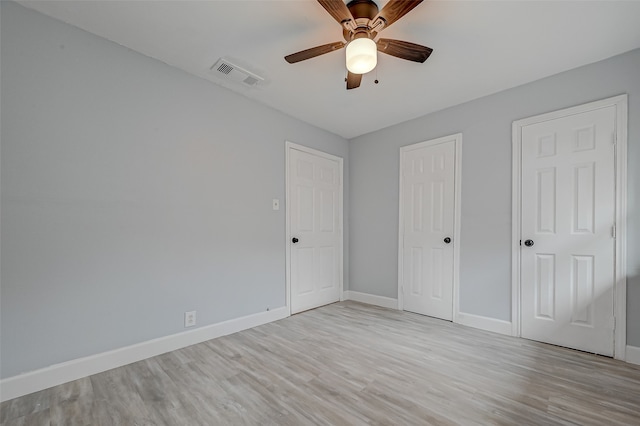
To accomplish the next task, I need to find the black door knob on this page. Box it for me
[524,239,534,247]
[292,237,299,243]
[443,237,451,244]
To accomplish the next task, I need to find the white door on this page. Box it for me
[520,106,616,356]
[288,145,342,314]
[400,135,459,320]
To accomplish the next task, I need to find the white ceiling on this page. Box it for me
[19,0,640,139]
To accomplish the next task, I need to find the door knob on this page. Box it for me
[524,239,534,247]
[444,237,451,244]
[292,237,299,243]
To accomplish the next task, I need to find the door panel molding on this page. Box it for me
[398,133,462,321]
[285,141,344,316]
[511,95,627,359]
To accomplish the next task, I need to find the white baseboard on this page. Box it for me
[626,345,640,366]
[343,290,398,310]
[0,307,288,402]
[455,312,512,336]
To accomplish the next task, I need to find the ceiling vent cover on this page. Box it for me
[210,58,264,87]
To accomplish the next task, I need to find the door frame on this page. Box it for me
[511,94,628,359]
[285,141,344,316]
[397,133,462,321]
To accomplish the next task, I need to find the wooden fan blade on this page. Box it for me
[377,38,433,63]
[317,0,354,24]
[375,0,423,29]
[346,71,362,90]
[285,41,346,64]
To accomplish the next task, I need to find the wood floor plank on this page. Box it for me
[1,408,50,426]
[2,301,639,425]
[0,389,51,425]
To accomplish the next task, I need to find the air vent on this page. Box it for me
[210,58,264,87]
[243,76,260,86]
[217,63,233,75]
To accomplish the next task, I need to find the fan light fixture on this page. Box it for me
[346,38,377,74]
[284,0,432,90]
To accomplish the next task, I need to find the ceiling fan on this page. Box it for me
[285,0,433,90]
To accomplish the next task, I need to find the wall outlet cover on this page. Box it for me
[184,311,196,327]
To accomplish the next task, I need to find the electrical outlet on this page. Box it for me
[184,311,196,328]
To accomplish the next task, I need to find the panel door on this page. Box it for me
[289,148,341,314]
[401,139,456,320]
[520,106,616,356]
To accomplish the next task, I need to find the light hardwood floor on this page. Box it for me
[2,301,639,425]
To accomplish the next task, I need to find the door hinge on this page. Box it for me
[612,224,616,239]
[611,316,616,330]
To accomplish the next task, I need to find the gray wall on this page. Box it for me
[0,2,349,378]
[349,48,640,345]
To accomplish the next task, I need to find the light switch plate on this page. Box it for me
[272,199,280,210]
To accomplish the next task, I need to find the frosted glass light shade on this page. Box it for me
[346,38,377,74]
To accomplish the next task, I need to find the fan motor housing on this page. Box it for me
[343,0,379,41]
[347,0,379,20]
